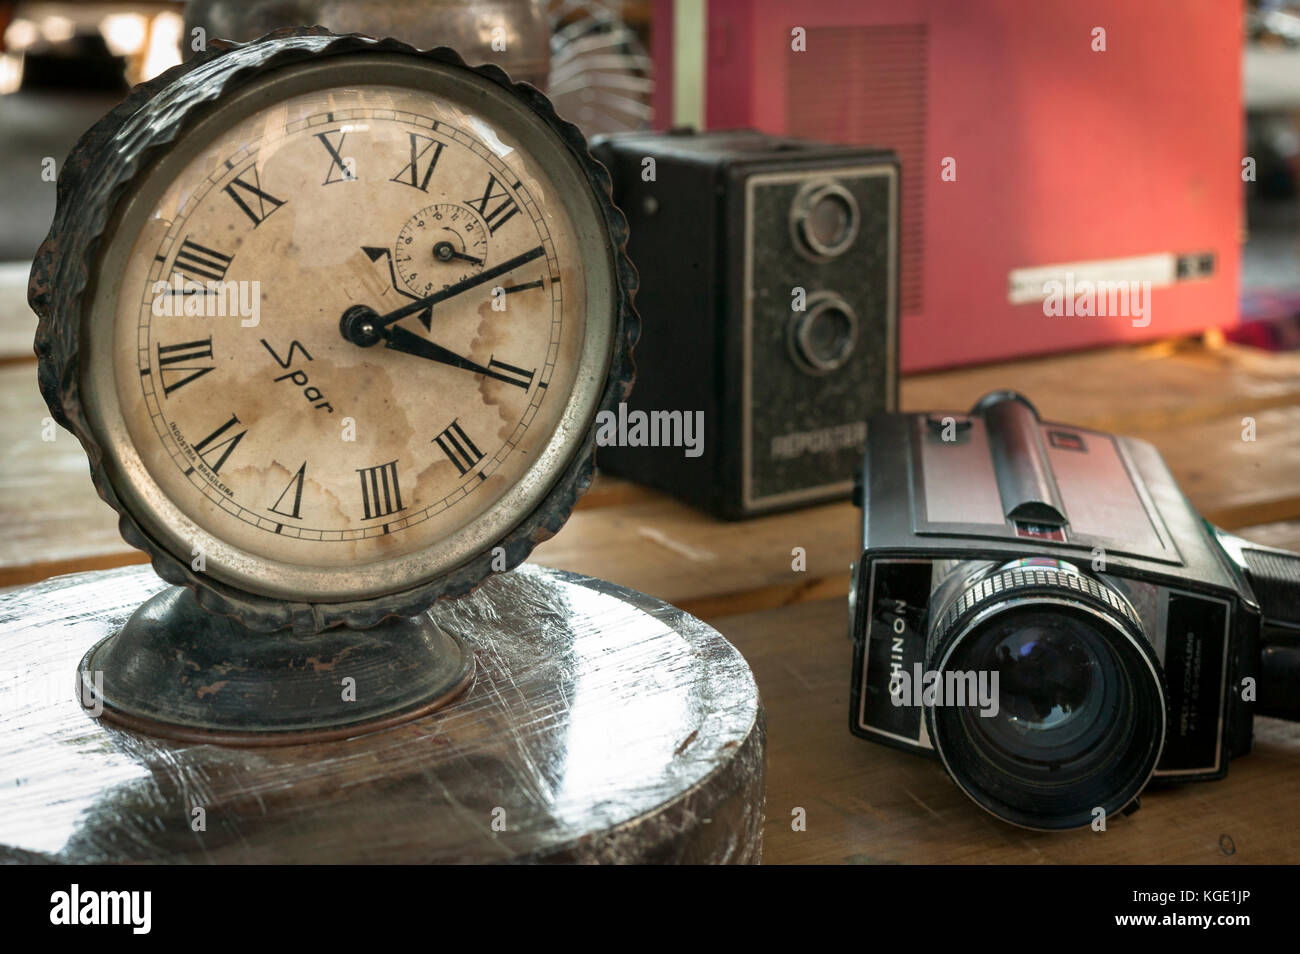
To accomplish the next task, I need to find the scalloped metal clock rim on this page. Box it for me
[33,32,637,632]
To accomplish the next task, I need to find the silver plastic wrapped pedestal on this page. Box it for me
[0,564,765,863]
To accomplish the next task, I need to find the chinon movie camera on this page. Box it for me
[850,391,1300,830]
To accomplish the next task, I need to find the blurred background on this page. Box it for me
[0,0,1296,360]
[1244,0,1300,346]
[0,0,656,259]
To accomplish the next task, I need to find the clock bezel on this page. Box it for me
[84,58,614,604]
[31,31,638,632]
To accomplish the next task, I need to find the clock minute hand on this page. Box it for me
[371,245,546,332]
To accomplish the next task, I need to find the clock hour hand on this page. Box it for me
[383,325,514,385]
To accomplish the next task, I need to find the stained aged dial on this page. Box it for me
[120,89,580,563]
[32,33,635,630]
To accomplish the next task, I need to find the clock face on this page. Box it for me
[83,60,616,603]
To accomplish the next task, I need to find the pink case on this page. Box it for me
[652,0,1243,371]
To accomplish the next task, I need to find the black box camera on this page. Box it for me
[591,129,899,518]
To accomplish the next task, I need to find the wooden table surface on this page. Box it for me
[3,263,1300,861]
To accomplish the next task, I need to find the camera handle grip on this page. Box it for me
[1214,528,1300,721]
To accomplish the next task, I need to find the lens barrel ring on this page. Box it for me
[933,566,1142,653]
[925,564,1167,831]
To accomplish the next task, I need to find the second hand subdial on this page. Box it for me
[395,202,487,297]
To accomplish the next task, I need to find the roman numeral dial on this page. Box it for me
[155,337,215,396]
[119,93,586,578]
[269,463,307,520]
[484,357,535,390]
[315,130,354,184]
[358,461,405,520]
[434,419,486,478]
[223,166,286,226]
[390,133,444,191]
[466,174,521,234]
[187,414,246,475]
[172,238,232,283]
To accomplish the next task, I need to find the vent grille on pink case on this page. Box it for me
[786,24,927,317]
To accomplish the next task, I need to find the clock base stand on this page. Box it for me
[2,564,763,862]
[77,584,475,745]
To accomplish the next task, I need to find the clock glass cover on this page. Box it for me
[81,57,616,605]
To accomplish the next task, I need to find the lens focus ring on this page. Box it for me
[933,565,1140,652]
[789,179,860,261]
[925,563,1166,831]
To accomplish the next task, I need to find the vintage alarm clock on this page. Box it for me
[30,29,636,742]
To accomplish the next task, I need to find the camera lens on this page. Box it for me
[926,561,1165,830]
[958,609,1122,764]
[790,180,859,260]
[788,292,857,375]
[808,195,852,247]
